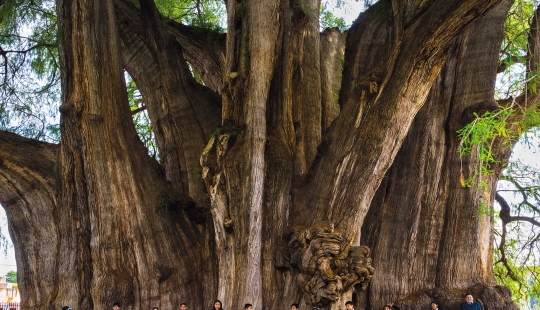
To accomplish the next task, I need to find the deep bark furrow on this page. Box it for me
[55,0,211,308]
[0,131,60,310]
[298,0,504,238]
[359,1,515,309]
[320,28,344,131]
[0,0,527,309]
[291,0,323,178]
[117,0,221,204]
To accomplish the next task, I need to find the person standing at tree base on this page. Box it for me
[460,294,481,310]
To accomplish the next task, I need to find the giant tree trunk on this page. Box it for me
[0,0,529,309]
[359,1,518,309]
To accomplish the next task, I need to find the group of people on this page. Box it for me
[338,293,482,310]
[427,293,483,310]
[59,292,482,310]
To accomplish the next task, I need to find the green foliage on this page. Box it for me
[0,0,60,142]
[153,0,225,32]
[497,0,536,99]
[125,74,159,160]
[458,0,540,191]
[458,3,540,304]
[501,0,533,64]
[493,133,540,307]
[5,270,16,283]
[320,5,347,31]
[457,103,540,192]
[458,108,516,169]
[210,119,241,139]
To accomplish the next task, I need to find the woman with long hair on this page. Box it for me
[213,300,224,310]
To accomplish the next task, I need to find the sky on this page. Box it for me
[333,1,365,25]
[0,208,16,276]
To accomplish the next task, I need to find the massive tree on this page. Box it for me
[0,0,537,309]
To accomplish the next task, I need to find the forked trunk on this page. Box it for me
[359,2,518,309]
[0,0,526,309]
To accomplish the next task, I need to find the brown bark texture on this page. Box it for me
[0,0,529,309]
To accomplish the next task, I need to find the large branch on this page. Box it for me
[55,0,213,306]
[115,0,221,201]
[496,4,540,116]
[0,130,58,207]
[495,193,535,283]
[496,192,540,226]
[500,176,540,214]
[0,130,60,308]
[297,0,505,237]
[114,0,225,93]
[165,22,226,93]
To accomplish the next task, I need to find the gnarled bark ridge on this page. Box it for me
[0,0,528,309]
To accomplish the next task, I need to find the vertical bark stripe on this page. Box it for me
[245,0,280,307]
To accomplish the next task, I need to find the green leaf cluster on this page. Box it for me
[5,270,16,283]
[153,0,225,32]
[320,4,347,31]
[458,108,516,172]
[501,0,533,67]
[0,0,60,142]
[459,2,540,304]
[125,74,159,160]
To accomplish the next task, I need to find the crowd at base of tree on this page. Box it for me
[57,294,491,310]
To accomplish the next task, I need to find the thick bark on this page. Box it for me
[0,0,528,310]
[0,131,59,309]
[296,0,504,235]
[115,0,221,205]
[54,0,209,309]
[359,1,517,309]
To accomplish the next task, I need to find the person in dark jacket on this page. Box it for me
[460,293,481,310]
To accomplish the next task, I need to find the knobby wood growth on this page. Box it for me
[0,0,531,309]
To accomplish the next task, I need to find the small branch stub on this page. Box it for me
[285,223,375,306]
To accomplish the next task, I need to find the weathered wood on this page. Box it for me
[0,0,523,309]
[359,1,516,309]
